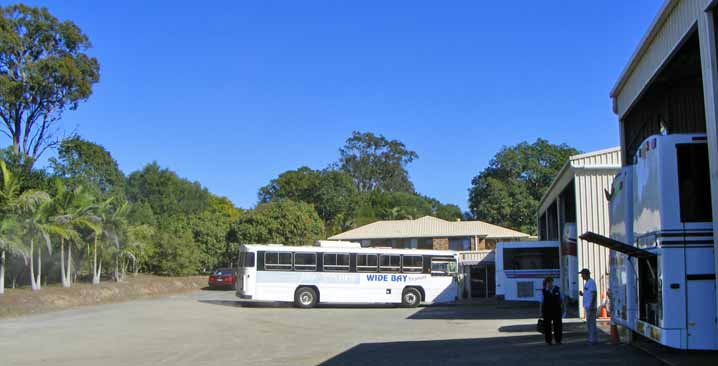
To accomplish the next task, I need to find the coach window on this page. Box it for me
[379,255,401,272]
[402,255,423,273]
[265,252,292,270]
[431,259,457,276]
[294,253,317,271]
[239,252,255,268]
[357,254,378,272]
[323,253,350,272]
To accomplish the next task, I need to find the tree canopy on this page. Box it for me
[50,136,125,199]
[228,200,325,246]
[0,5,100,164]
[338,131,418,193]
[126,162,209,219]
[257,131,466,237]
[468,139,579,234]
[259,167,356,234]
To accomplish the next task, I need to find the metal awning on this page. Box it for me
[579,231,656,259]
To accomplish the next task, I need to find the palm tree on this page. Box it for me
[0,217,21,295]
[48,180,101,287]
[99,199,132,282]
[121,224,153,279]
[0,161,49,293]
[0,160,20,295]
[17,190,63,291]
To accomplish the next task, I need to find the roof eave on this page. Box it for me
[610,0,679,110]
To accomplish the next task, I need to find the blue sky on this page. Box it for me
[9,1,663,211]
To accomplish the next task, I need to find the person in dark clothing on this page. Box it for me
[540,277,563,345]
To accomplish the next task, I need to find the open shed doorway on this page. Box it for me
[470,264,496,298]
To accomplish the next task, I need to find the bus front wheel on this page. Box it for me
[402,288,421,308]
[294,287,318,309]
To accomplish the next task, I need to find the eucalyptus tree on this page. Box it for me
[48,179,100,287]
[0,4,100,168]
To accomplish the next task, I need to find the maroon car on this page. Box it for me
[208,268,236,289]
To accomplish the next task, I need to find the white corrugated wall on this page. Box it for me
[574,170,617,317]
[614,0,709,118]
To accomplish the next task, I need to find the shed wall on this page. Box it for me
[574,170,617,317]
[614,0,707,118]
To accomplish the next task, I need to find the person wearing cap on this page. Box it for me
[579,268,598,344]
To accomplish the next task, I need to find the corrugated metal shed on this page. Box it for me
[538,147,621,317]
[610,0,718,322]
[539,147,622,213]
[329,216,530,240]
[610,0,708,118]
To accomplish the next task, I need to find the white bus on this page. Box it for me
[587,133,718,350]
[495,241,561,302]
[235,241,459,308]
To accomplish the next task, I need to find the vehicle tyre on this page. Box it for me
[294,287,318,309]
[402,288,421,308]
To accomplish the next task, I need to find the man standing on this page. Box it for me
[579,268,598,344]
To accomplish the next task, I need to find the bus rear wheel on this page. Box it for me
[402,288,421,308]
[294,287,318,309]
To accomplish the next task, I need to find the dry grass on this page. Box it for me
[0,274,207,318]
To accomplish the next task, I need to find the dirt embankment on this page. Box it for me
[0,274,207,318]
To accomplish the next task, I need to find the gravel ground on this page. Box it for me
[0,290,663,366]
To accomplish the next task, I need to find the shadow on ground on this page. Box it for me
[317,332,662,366]
[407,300,543,320]
[498,322,585,334]
[200,286,235,291]
[198,299,402,309]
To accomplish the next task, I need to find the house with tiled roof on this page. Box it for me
[329,216,530,251]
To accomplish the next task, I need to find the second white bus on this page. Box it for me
[236,242,459,308]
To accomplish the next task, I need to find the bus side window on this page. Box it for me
[323,253,349,272]
[294,253,317,271]
[265,252,292,270]
[431,259,457,276]
[357,254,378,272]
[379,255,401,273]
[402,255,423,273]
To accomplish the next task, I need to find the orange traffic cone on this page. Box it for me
[598,291,609,318]
[610,324,620,344]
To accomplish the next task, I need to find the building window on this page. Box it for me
[418,238,433,250]
[449,237,470,251]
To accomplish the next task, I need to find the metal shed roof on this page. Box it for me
[610,0,708,117]
[328,216,530,240]
[538,147,621,214]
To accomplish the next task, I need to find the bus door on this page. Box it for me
[686,278,718,349]
[237,251,256,295]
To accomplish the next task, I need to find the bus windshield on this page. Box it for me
[238,252,256,268]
